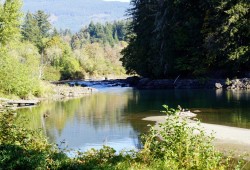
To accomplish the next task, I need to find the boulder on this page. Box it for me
[215,83,223,89]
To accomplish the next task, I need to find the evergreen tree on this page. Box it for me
[121,0,158,77]
[21,12,40,44]
[21,10,52,53]
[34,10,51,38]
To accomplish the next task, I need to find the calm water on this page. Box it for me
[17,88,250,153]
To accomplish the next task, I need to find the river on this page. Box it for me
[16,87,250,154]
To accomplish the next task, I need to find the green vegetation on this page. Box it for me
[21,11,128,81]
[0,42,42,98]
[0,0,128,98]
[121,0,249,78]
[0,107,246,169]
[0,0,41,98]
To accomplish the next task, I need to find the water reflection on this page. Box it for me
[16,88,250,152]
[17,87,154,152]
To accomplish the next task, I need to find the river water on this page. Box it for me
[17,87,250,154]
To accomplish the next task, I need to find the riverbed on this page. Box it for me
[16,87,250,153]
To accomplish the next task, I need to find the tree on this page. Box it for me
[121,0,158,77]
[207,0,249,74]
[21,12,40,44]
[34,10,51,39]
[0,0,22,46]
[21,10,51,52]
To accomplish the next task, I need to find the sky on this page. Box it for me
[103,0,130,2]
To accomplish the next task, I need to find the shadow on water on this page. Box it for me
[16,88,250,152]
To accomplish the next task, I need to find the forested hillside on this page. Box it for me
[22,0,130,32]
[0,0,128,98]
[121,0,249,78]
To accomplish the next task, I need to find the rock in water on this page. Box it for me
[215,83,223,89]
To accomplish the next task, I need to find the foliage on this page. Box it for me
[43,66,61,81]
[1,3,127,97]
[121,0,250,78]
[71,20,129,49]
[0,111,55,169]
[0,0,22,46]
[139,117,222,169]
[20,10,127,81]
[161,104,180,115]
[225,78,232,86]
[22,10,51,52]
[21,12,40,45]
[0,42,42,98]
[0,1,45,98]
[74,43,126,78]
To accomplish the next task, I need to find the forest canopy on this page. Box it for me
[121,0,250,78]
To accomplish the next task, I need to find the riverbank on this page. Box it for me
[0,84,96,109]
[125,76,250,90]
[143,115,250,160]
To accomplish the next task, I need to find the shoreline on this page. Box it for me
[0,84,97,110]
[143,115,250,160]
[125,77,250,90]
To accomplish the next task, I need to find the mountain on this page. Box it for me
[22,0,130,32]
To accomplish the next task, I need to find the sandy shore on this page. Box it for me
[143,115,250,160]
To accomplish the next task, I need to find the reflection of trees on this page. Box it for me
[193,90,250,128]
[124,89,250,130]
[16,89,135,142]
[196,107,250,128]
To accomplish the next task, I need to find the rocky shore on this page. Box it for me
[0,84,96,110]
[51,84,96,98]
[125,77,250,90]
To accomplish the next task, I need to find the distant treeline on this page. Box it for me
[121,0,249,78]
[70,21,128,49]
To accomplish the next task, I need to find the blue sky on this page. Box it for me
[104,0,129,1]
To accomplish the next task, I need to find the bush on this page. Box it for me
[0,111,53,169]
